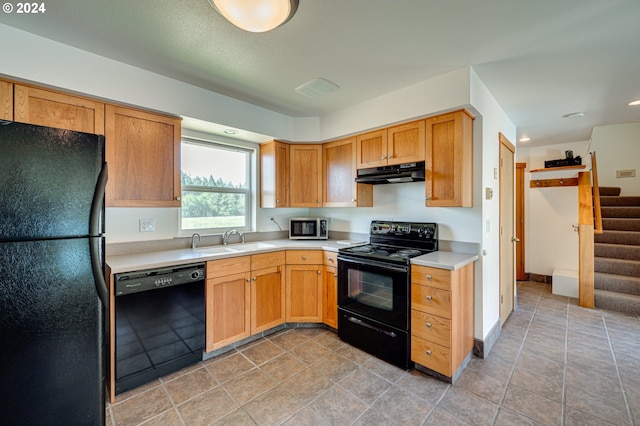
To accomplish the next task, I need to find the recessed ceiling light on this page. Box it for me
[629,99,640,106]
[519,137,530,142]
[562,112,585,119]
[224,129,238,135]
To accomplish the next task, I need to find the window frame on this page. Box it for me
[180,137,253,235]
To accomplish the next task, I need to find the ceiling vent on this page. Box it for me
[295,78,340,98]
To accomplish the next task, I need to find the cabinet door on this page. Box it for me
[260,141,289,208]
[289,144,323,207]
[323,137,372,207]
[105,105,181,207]
[323,265,338,329]
[251,266,285,334]
[206,272,251,351]
[0,80,13,120]
[425,110,474,207]
[356,129,387,168]
[285,265,322,322]
[14,85,104,134]
[387,120,425,165]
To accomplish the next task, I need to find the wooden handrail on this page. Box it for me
[591,151,603,234]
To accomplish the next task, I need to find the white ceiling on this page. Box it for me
[2,0,639,147]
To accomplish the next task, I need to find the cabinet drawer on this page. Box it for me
[411,335,451,377]
[411,285,451,319]
[207,256,251,279]
[412,265,450,290]
[286,250,322,265]
[411,310,451,348]
[324,251,338,267]
[251,251,285,270]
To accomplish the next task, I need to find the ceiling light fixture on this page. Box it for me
[629,99,640,106]
[209,0,299,32]
[224,129,238,135]
[562,111,585,119]
[519,137,531,142]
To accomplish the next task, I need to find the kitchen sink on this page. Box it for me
[195,246,241,255]
[226,242,276,251]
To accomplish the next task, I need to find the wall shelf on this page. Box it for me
[530,165,585,173]
[530,177,579,188]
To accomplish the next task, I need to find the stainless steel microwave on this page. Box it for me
[289,217,328,240]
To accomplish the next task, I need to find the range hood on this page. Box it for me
[355,161,425,185]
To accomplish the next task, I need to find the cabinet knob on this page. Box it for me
[276,199,281,203]
[351,199,356,202]
[387,155,392,159]
[426,322,432,328]
[302,255,307,260]
[175,196,181,201]
[425,196,431,201]
[333,273,338,277]
[426,350,432,356]
[426,274,432,280]
[317,270,321,275]
[327,257,334,262]
[426,295,432,301]
[246,278,250,282]
[317,200,321,203]
[253,277,257,281]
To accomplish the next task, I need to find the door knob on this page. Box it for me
[511,237,520,242]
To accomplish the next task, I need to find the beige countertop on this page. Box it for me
[411,251,479,270]
[107,238,477,274]
[106,239,367,273]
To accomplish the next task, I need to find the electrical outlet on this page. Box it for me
[139,219,155,232]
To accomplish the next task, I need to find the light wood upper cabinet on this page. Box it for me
[0,80,13,120]
[105,104,181,207]
[289,144,323,207]
[356,120,425,169]
[260,141,289,208]
[425,109,474,207]
[323,137,373,207]
[13,84,105,134]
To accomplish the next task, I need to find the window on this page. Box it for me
[180,139,252,233]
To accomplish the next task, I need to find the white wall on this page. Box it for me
[516,140,591,275]
[591,122,640,195]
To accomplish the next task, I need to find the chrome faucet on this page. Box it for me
[222,229,237,245]
[191,232,201,249]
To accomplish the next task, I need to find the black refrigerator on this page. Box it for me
[0,121,107,425]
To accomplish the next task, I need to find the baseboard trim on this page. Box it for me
[473,318,501,359]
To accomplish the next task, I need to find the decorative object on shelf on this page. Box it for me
[209,0,299,32]
[545,155,582,169]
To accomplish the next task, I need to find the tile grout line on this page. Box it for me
[490,282,545,426]
[560,293,569,426]
[601,314,635,426]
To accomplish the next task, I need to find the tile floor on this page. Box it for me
[107,281,640,425]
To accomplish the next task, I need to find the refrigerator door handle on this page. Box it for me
[90,236,108,307]
[90,163,108,237]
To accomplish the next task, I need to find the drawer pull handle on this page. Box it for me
[426,350,432,356]
[426,274,432,280]
[426,295,432,301]
[327,257,334,262]
[426,322,432,328]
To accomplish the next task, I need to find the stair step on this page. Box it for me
[594,272,640,296]
[594,289,640,316]
[594,257,640,277]
[601,206,640,218]
[599,187,621,197]
[595,230,640,246]
[602,218,640,232]
[600,196,640,206]
[595,243,640,261]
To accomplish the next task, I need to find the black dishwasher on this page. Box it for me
[114,263,205,394]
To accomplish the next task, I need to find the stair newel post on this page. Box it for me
[578,171,595,308]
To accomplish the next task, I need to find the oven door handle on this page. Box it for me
[347,316,398,338]
[337,255,409,273]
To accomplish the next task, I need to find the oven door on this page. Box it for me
[337,255,410,331]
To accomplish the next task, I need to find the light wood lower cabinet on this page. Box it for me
[285,250,323,322]
[206,257,251,352]
[322,251,338,329]
[410,263,474,379]
[250,252,285,334]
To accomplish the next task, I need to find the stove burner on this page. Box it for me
[350,245,374,253]
[389,249,423,259]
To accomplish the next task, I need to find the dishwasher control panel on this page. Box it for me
[115,263,205,296]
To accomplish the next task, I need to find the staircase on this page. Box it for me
[593,186,640,315]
